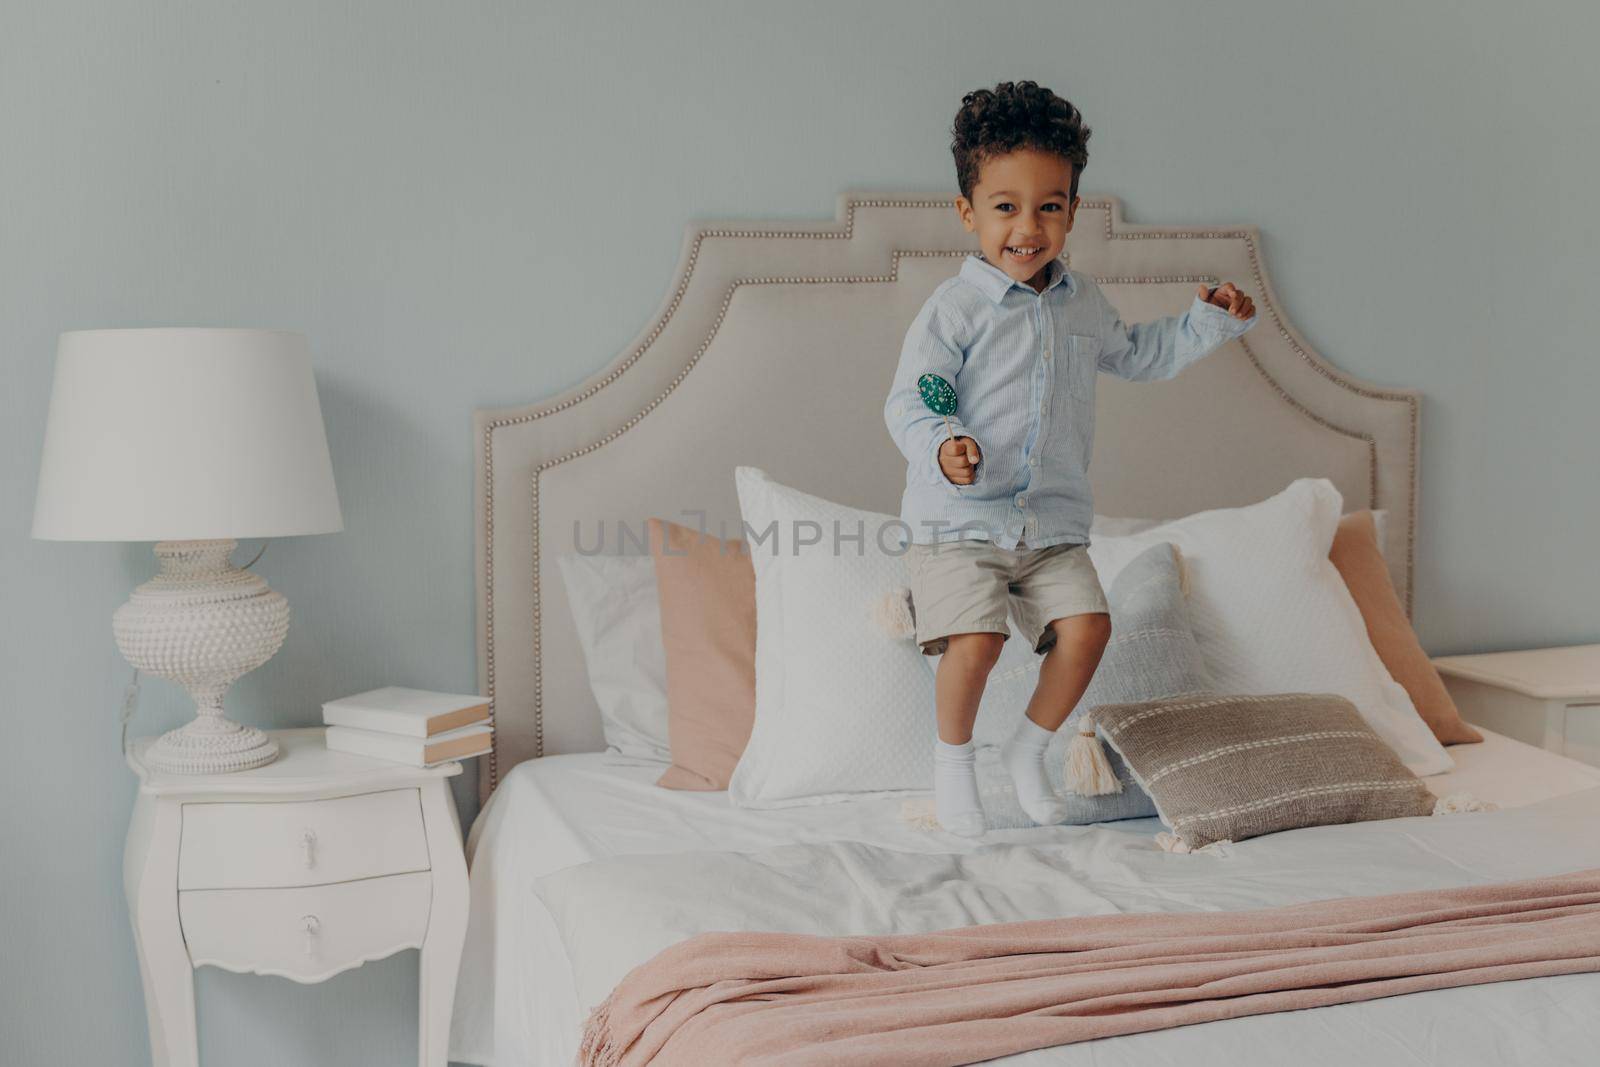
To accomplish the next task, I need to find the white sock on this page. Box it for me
[1003,716,1068,825]
[933,738,986,837]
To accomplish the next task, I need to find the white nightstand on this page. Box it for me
[123,727,469,1067]
[1432,644,1600,767]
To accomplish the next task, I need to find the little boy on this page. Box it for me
[884,81,1258,836]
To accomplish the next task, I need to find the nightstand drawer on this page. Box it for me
[179,789,429,890]
[180,871,432,983]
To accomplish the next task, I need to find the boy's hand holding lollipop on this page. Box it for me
[919,373,981,486]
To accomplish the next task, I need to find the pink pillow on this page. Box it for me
[647,518,757,790]
[1330,511,1483,745]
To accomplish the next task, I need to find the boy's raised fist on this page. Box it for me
[939,436,982,485]
[1197,282,1255,320]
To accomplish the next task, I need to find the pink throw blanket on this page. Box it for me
[579,868,1600,1066]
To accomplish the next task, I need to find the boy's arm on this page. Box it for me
[1093,282,1258,382]
[884,297,980,492]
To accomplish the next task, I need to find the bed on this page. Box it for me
[451,193,1600,1065]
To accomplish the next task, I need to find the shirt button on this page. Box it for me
[1016,494,1027,507]
[1028,456,1040,468]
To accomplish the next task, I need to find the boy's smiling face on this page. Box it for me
[955,148,1079,292]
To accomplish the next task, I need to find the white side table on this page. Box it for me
[1432,644,1600,767]
[124,727,469,1067]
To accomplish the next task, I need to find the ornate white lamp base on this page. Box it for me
[115,539,289,775]
[143,714,279,775]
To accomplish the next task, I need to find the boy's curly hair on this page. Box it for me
[951,81,1092,202]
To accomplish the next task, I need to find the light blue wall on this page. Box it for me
[3,2,1597,1063]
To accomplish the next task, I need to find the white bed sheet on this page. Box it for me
[449,729,1600,1066]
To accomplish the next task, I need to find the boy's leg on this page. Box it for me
[935,631,1005,744]
[1005,544,1112,824]
[1002,614,1111,824]
[1023,613,1113,731]
[905,540,1011,838]
[931,631,1004,838]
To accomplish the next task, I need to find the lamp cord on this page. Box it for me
[120,539,270,759]
[241,539,270,569]
[120,668,141,761]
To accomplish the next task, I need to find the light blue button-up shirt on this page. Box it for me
[884,253,1258,549]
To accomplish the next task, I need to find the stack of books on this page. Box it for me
[323,687,493,767]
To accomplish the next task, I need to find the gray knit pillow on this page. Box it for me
[1093,691,1437,849]
[977,542,1214,827]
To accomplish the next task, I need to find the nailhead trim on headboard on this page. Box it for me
[479,197,1417,790]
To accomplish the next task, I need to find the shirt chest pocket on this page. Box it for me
[1060,333,1100,401]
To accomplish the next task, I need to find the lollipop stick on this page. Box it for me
[941,414,956,442]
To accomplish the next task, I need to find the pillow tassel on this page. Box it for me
[1433,792,1499,815]
[1064,715,1123,796]
[1155,832,1232,854]
[870,587,917,640]
[1171,543,1191,598]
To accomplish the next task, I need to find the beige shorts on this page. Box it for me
[904,539,1109,656]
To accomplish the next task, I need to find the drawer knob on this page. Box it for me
[301,830,317,869]
[301,914,321,958]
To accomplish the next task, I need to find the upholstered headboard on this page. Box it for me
[473,192,1419,801]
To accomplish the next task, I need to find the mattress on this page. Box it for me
[449,729,1600,1066]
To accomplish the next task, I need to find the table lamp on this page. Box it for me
[32,328,343,774]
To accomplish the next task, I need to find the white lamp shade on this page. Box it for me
[32,328,344,541]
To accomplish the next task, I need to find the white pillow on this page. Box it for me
[1371,508,1388,557]
[1089,513,1166,538]
[1093,509,1389,558]
[555,554,672,761]
[974,507,1393,753]
[1086,479,1451,776]
[729,467,936,808]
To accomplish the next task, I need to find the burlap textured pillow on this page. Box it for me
[1092,692,1436,849]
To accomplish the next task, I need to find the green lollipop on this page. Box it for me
[917,373,959,442]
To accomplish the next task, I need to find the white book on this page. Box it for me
[325,722,493,767]
[322,686,489,738]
